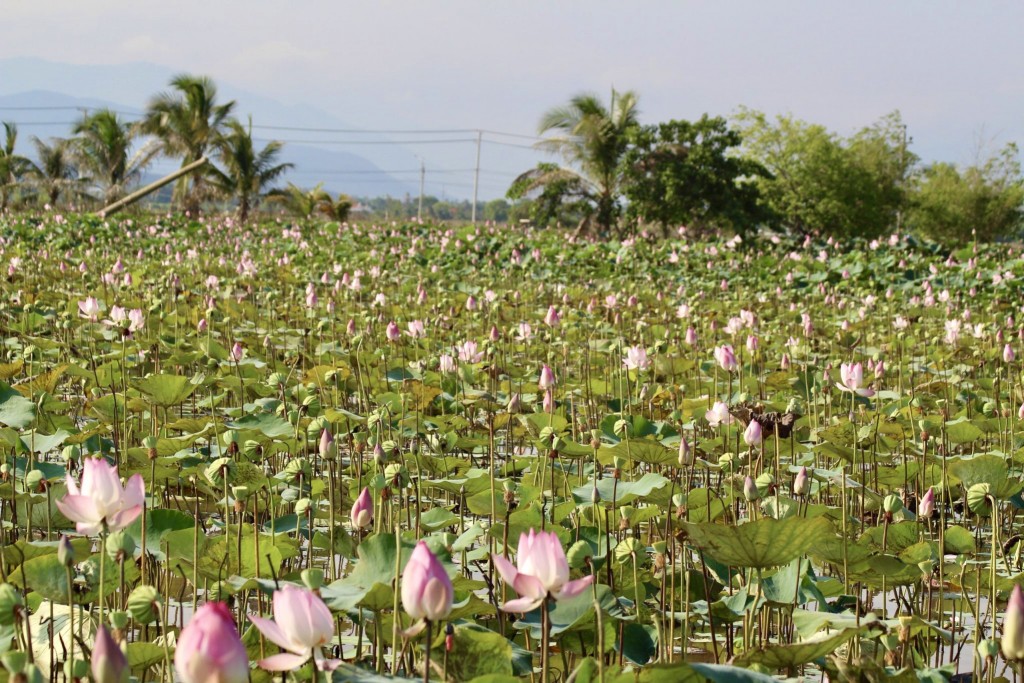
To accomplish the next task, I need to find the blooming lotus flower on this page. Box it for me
[56,457,144,535]
[456,340,484,363]
[79,296,102,321]
[406,320,426,339]
[622,345,650,371]
[836,362,875,397]
[714,345,738,372]
[105,305,127,327]
[401,541,454,627]
[175,602,249,683]
[705,401,733,428]
[438,354,456,374]
[351,487,373,529]
[919,487,935,518]
[92,625,128,683]
[492,529,593,612]
[128,309,145,332]
[249,585,339,671]
[538,364,556,390]
[743,420,762,446]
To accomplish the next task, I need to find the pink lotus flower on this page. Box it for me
[1005,344,1015,363]
[127,309,145,332]
[1003,585,1024,661]
[492,529,593,612]
[678,436,692,466]
[406,320,426,339]
[351,487,373,529]
[713,345,738,372]
[79,296,102,321]
[56,458,144,535]
[92,625,128,683]
[743,420,762,446]
[918,487,935,518]
[538,364,556,390]
[385,321,401,341]
[456,340,484,363]
[622,345,650,371]
[836,362,874,397]
[438,354,456,374]
[197,318,208,334]
[231,342,244,362]
[544,305,561,327]
[250,585,339,671]
[793,466,810,496]
[684,327,697,345]
[401,541,454,626]
[175,602,249,683]
[705,401,733,428]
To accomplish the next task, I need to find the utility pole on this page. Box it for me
[471,130,482,223]
[417,156,425,223]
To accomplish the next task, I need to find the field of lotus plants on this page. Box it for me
[1,213,1024,683]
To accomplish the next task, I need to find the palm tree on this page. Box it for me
[27,137,81,208]
[143,74,236,215]
[72,109,156,205]
[268,182,333,218]
[0,122,33,212]
[208,119,293,223]
[512,89,640,234]
[320,193,354,223]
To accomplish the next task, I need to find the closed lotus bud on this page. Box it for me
[91,625,128,683]
[743,476,760,502]
[543,389,554,413]
[1002,584,1024,661]
[57,535,75,567]
[1006,344,1015,363]
[127,585,161,625]
[793,466,810,496]
[743,420,762,446]
[351,487,373,529]
[780,353,791,370]
[506,393,520,413]
[538,364,555,390]
[678,436,692,466]
[919,487,935,518]
[319,429,336,460]
[590,484,601,505]
[373,443,386,465]
[978,638,999,661]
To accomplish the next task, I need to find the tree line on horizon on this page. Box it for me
[508,89,1024,245]
[0,77,1020,244]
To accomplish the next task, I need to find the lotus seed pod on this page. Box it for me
[268,372,286,387]
[24,469,44,491]
[295,498,311,516]
[106,531,135,562]
[127,585,161,625]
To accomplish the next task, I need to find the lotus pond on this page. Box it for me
[1,215,1023,683]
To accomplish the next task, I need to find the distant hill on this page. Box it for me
[0,61,418,197]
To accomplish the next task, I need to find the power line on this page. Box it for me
[252,137,478,145]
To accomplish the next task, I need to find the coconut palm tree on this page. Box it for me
[208,119,292,223]
[511,89,640,234]
[72,109,156,205]
[268,182,333,218]
[0,122,33,212]
[27,137,82,208]
[143,74,236,215]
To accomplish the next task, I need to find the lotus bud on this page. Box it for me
[743,476,760,502]
[538,364,555,390]
[793,466,810,496]
[25,469,44,492]
[319,428,336,460]
[91,625,128,683]
[978,638,999,661]
[919,487,935,518]
[506,393,520,413]
[1003,584,1024,661]
[590,483,601,505]
[57,535,75,567]
[373,443,386,466]
[127,585,161,625]
[743,420,762,446]
[1006,344,1016,363]
[351,487,373,529]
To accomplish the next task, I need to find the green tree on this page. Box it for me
[320,193,354,223]
[27,136,82,208]
[72,109,155,204]
[620,116,770,236]
[144,74,236,215]
[0,123,32,212]
[208,120,292,223]
[507,163,592,228]
[268,182,332,218]
[482,198,510,223]
[735,110,911,238]
[907,144,1024,244]
[510,89,640,234]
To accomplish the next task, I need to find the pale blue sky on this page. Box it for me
[1,1,1021,197]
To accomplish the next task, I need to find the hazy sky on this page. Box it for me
[2,1,1022,197]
